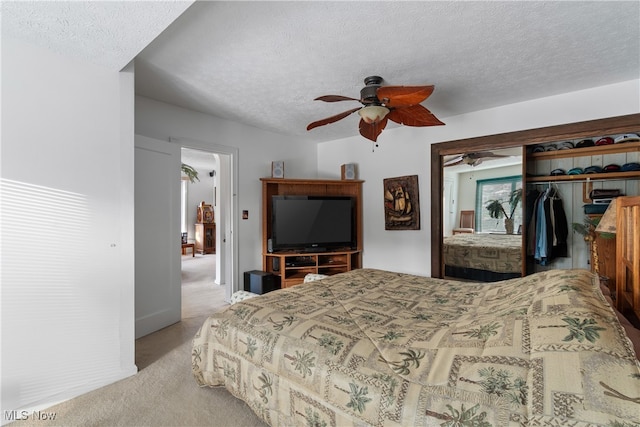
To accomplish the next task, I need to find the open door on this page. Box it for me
[135,135,181,338]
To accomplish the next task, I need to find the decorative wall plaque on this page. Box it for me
[383,175,420,230]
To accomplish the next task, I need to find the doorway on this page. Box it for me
[134,136,238,340]
[181,147,221,317]
[177,139,238,304]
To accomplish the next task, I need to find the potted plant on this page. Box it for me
[485,188,522,234]
[572,216,614,275]
[181,163,200,183]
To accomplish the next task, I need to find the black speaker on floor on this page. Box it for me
[244,270,280,295]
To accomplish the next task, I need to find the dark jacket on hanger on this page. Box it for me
[551,196,568,258]
[525,189,541,257]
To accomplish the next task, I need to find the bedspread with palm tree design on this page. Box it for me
[192,268,640,426]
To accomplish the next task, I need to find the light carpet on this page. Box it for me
[11,255,267,427]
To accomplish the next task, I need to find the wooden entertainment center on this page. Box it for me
[261,178,364,288]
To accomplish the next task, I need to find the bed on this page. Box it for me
[192,268,639,426]
[443,234,522,281]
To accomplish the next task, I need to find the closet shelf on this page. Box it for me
[527,171,640,183]
[529,140,640,160]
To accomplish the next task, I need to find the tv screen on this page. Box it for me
[271,196,355,252]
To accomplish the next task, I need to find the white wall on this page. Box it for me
[317,80,640,276]
[135,96,319,279]
[1,37,137,415]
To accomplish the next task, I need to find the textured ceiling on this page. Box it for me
[1,1,193,70]
[4,1,639,144]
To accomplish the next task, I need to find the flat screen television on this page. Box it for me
[270,195,356,252]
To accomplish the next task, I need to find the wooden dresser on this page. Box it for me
[616,196,640,322]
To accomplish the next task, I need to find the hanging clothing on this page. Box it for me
[536,189,550,264]
[525,189,540,257]
[528,186,568,265]
[551,196,568,258]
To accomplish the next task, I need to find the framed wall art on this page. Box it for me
[383,175,420,230]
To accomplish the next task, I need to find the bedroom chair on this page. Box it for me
[452,210,475,234]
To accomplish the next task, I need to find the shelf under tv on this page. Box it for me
[264,250,361,288]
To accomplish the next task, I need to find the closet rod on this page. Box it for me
[530,177,636,203]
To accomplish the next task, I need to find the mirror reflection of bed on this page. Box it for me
[443,233,523,281]
[442,147,523,282]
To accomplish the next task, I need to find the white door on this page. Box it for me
[135,135,181,338]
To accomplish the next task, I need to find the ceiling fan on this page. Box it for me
[306,76,444,143]
[443,152,509,167]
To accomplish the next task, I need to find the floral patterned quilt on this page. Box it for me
[192,268,640,426]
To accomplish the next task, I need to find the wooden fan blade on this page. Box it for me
[387,104,444,127]
[377,85,434,107]
[469,151,508,159]
[359,117,388,142]
[307,107,361,131]
[314,95,361,103]
[443,156,464,167]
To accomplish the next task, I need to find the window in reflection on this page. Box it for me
[476,175,522,233]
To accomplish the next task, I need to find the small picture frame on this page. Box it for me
[272,161,285,178]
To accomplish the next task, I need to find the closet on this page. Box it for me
[524,137,639,279]
[430,113,640,279]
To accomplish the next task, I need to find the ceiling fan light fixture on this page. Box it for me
[307,76,442,140]
[358,105,390,124]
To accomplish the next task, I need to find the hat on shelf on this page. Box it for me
[544,144,557,151]
[621,162,640,172]
[550,168,566,176]
[614,133,640,144]
[567,167,584,175]
[532,145,545,153]
[576,139,595,148]
[584,165,603,174]
[595,137,614,146]
[603,164,621,172]
[557,141,574,150]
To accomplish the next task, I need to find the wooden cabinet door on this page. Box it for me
[196,223,216,254]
